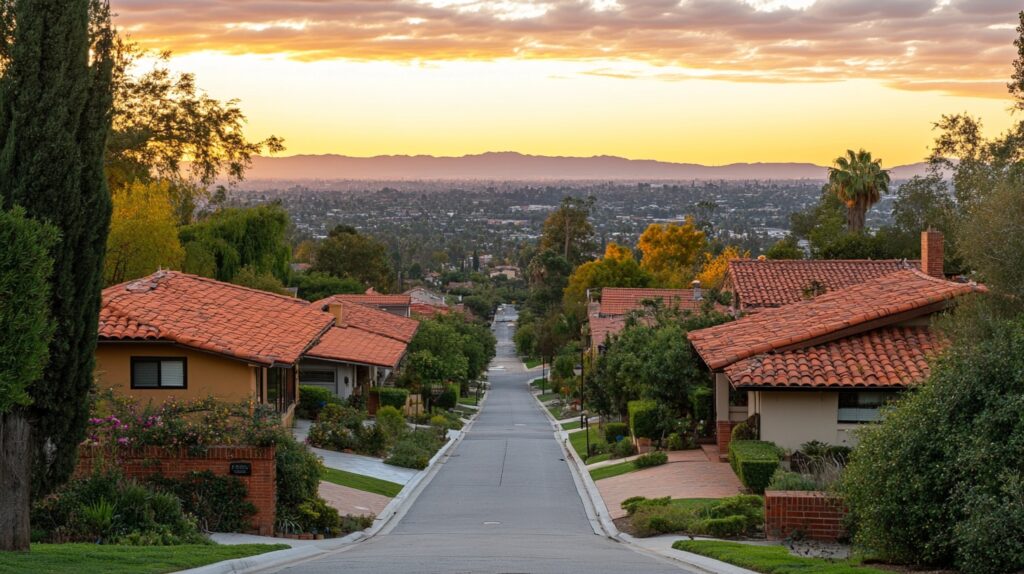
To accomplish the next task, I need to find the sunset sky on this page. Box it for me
[116,0,1022,166]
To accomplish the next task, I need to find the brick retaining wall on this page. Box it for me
[76,445,276,535]
[716,421,735,460]
[765,490,847,542]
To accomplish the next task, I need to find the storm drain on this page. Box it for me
[482,521,501,526]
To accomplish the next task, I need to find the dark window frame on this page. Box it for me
[837,390,897,424]
[130,356,188,390]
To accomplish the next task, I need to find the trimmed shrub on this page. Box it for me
[318,404,366,430]
[729,440,781,494]
[604,422,629,444]
[276,436,323,517]
[297,385,339,420]
[296,497,341,533]
[375,406,407,443]
[434,383,460,410]
[621,496,671,516]
[355,424,387,457]
[150,471,256,533]
[613,437,636,458]
[628,400,659,440]
[666,432,686,451]
[429,415,451,431]
[626,495,764,538]
[385,429,444,470]
[634,450,668,469]
[767,469,817,491]
[701,515,749,538]
[371,387,409,410]
[731,421,756,442]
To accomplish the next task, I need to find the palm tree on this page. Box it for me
[828,149,891,233]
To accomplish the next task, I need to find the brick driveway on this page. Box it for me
[596,449,743,519]
[319,481,392,517]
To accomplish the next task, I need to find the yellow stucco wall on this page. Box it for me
[95,342,256,406]
[756,391,861,451]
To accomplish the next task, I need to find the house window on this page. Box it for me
[300,370,335,385]
[131,357,187,389]
[838,391,896,423]
[266,367,295,413]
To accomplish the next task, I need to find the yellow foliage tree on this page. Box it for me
[105,181,185,286]
[638,219,706,287]
[563,243,651,307]
[697,245,750,291]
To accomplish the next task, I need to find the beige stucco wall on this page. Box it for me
[756,391,861,451]
[96,342,256,406]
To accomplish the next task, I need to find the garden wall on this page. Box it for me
[75,445,276,535]
[716,421,735,460]
[764,490,846,542]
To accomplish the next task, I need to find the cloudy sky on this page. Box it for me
[116,0,1022,165]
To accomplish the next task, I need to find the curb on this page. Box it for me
[178,394,486,574]
[528,386,755,574]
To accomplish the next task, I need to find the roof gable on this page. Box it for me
[727,259,919,310]
[688,269,983,370]
[305,325,408,368]
[99,271,333,365]
[320,300,419,343]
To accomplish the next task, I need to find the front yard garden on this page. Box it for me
[320,467,403,498]
[0,543,289,574]
[618,495,764,538]
[672,541,888,574]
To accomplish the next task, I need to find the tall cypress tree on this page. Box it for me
[0,0,114,505]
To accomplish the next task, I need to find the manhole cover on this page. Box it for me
[483,521,501,526]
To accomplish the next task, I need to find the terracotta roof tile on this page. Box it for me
[319,300,418,343]
[600,288,702,316]
[688,269,984,370]
[727,259,920,310]
[410,303,449,318]
[320,293,412,307]
[590,315,628,348]
[305,325,408,368]
[724,326,947,389]
[99,271,332,365]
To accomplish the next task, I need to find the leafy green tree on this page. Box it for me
[294,272,364,302]
[312,225,394,293]
[179,204,291,283]
[106,38,284,223]
[764,236,804,259]
[885,174,962,272]
[230,265,289,295]
[0,208,57,550]
[513,320,537,358]
[827,149,891,233]
[526,249,572,316]
[539,196,596,265]
[0,0,115,517]
[958,177,1024,300]
[638,219,707,287]
[104,180,184,285]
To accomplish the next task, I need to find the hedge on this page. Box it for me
[297,385,338,420]
[370,387,409,410]
[628,400,659,440]
[729,440,781,494]
[434,384,460,410]
[604,422,629,444]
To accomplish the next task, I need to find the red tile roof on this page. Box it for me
[688,269,984,370]
[322,300,418,343]
[305,325,408,368]
[599,288,702,316]
[590,315,627,349]
[410,303,449,318]
[99,271,332,365]
[724,326,947,389]
[320,293,412,307]
[727,259,919,310]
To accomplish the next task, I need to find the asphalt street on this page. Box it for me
[277,305,690,573]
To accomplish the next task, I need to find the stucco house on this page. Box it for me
[587,287,703,352]
[688,251,985,453]
[299,299,419,399]
[97,271,334,425]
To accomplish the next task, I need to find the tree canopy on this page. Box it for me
[827,149,891,233]
[179,203,291,283]
[539,196,596,266]
[563,243,651,307]
[105,180,184,285]
[312,225,394,293]
[637,219,706,287]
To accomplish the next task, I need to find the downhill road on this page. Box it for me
[278,305,689,573]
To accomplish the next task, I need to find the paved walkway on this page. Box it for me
[292,419,419,485]
[274,305,691,574]
[597,449,744,519]
[319,481,392,517]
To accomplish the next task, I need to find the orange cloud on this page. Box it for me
[114,0,1022,99]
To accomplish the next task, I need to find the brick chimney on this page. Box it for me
[921,230,944,278]
[328,302,345,327]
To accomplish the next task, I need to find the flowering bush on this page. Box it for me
[86,392,287,454]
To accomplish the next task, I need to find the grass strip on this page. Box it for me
[672,541,889,574]
[0,544,289,574]
[321,467,404,497]
[590,460,638,481]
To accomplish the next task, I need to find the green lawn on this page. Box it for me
[560,420,581,431]
[672,541,889,574]
[458,395,480,406]
[590,460,639,481]
[585,452,612,465]
[569,427,605,459]
[537,393,560,402]
[0,543,288,574]
[321,467,404,497]
[530,378,548,389]
[524,358,542,368]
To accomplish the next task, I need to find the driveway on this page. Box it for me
[275,307,691,573]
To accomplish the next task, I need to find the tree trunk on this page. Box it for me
[0,411,32,551]
[847,205,866,233]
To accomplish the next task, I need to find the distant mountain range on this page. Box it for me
[245,151,933,181]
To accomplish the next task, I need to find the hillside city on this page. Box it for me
[0,3,1022,574]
